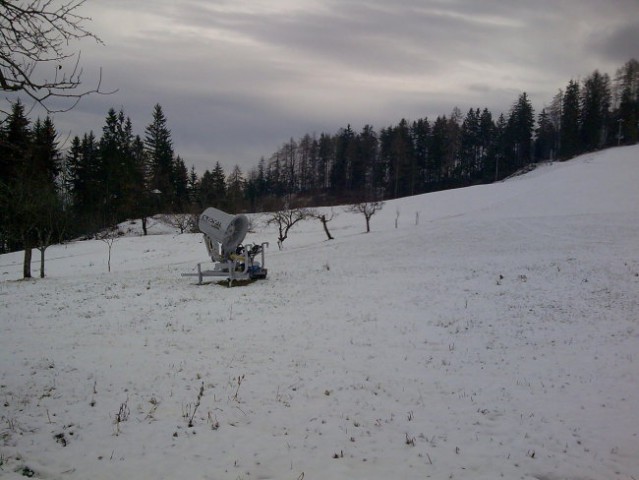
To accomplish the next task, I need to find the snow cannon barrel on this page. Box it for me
[199,207,249,260]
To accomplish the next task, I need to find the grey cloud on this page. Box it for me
[594,20,639,64]
[7,0,638,175]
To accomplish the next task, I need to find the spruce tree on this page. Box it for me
[31,116,60,185]
[428,116,449,187]
[548,90,564,155]
[76,132,100,227]
[199,162,226,209]
[411,117,430,193]
[145,104,175,211]
[534,109,556,161]
[256,157,268,198]
[479,108,496,181]
[187,165,199,207]
[0,101,63,276]
[226,165,244,212]
[0,99,31,181]
[460,108,481,182]
[99,108,137,223]
[614,59,639,145]
[317,133,334,192]
[506,93,535,171]
[580,70,611,151]
[0,100,33,259]
[560,80,582,159]
[173,156,189,212]
[330,125,354,197]
[493,113,508,181]
[354,125,377,198]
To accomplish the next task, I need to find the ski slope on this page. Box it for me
[1,145,638,480]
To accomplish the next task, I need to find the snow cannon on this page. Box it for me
[199,207,249,262]
[182,207,268,285]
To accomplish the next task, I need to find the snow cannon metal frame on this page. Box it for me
[182,207,268,285]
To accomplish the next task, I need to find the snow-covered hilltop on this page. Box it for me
[1,146,638,480]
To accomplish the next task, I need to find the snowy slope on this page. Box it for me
[1,146,638,480]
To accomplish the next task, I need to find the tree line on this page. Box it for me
[244,58,638,210]
[1,58,638,272]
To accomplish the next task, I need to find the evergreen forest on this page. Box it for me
[1,58,638,266]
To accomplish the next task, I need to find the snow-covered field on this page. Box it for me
[1,146,638,480]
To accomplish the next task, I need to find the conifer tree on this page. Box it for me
[411,117,430,193]
[548,89,564,155]
[479,108,496,181]
[71,132,100,227]
[227,164,245,213]
[187,165,199,207]
[506,93,535,171]
[255,157,268,198]
[534,109,556,161]
[580,70,611,151]
[427,115,449,186]
[317,133,334,192]
[0,100,33,259]
[199,162,226,209]
[99,108,137,223]
[145,104,175,211]
[128,134,148,220]
[31,117,60,184]
[173,155,189,211]
[354,125,377,198]
[331,125,355,196]
[267,151,284,198]
[560,80,582,159]
[0,101,63,277]
[388,119,414,198]
[460,108,481,181]
[0,99,30,181]
[492,113,508,181]
[614,59,639,145]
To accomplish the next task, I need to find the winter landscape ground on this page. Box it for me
[1,146,638,480]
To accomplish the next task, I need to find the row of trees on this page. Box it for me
[64,104,193,232]
[2,58,639,274]
[239,59,638,210]
[0,102,194,275]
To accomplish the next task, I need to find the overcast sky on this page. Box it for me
[7,0,639,174]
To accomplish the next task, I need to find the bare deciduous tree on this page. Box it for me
[346,201,384,233]
[266,203,310,249]
[97,226,120,272]
[34,190,69,278]
[159,213,197,234]
[309,208,336,240]
[0,177,51,278]
[0,0,112,115]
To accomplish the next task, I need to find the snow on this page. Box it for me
[1,146,638,480]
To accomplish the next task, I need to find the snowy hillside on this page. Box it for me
[1,146,638,480]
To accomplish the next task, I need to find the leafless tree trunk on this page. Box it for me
[37,231,53,278]
[23,245,32,278]
[97,227,120,272]
[266,204,311,249]
[34,194,68,278]
[160,213,197,234]
[346,201,384,233]
[309,208,336,240]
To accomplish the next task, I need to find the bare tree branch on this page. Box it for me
[308,208,337,240]
[266,203,311,249]
[0,0,116,116]
[345,201,384,233]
